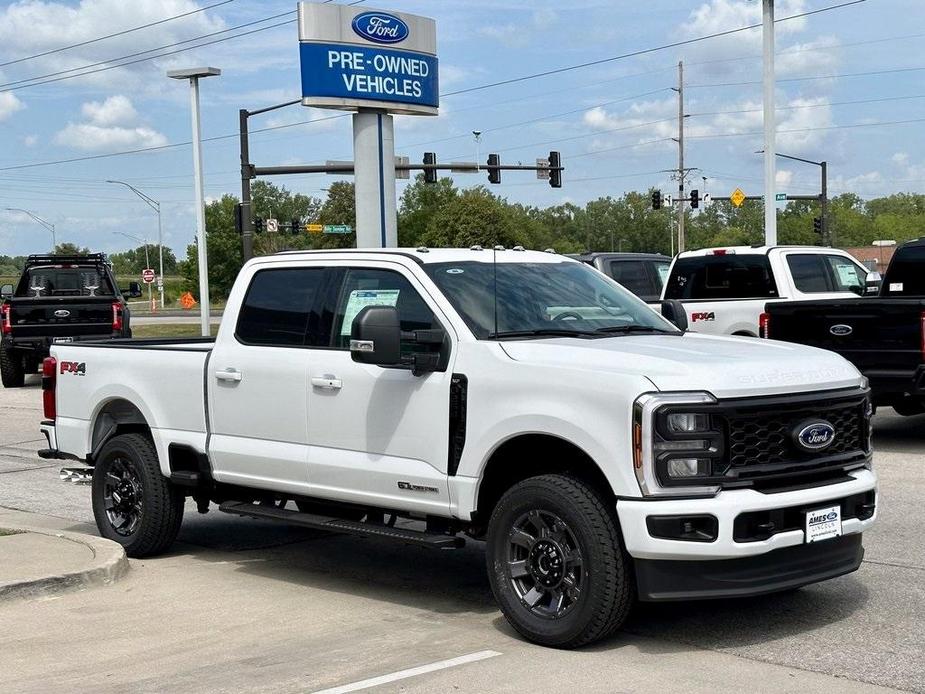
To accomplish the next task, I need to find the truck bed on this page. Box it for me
[51,338,214,463]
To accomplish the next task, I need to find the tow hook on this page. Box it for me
[60,467,93,485]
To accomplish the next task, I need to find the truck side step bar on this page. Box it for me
[218,501,466,550]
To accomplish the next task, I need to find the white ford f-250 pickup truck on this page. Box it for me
[39,248,878,648]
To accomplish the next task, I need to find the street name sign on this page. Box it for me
[324,224,353,234]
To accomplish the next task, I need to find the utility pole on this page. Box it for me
[240,108,255,262]
[675,61,686,253]
[762,0,778,245]
[821,160,830,246]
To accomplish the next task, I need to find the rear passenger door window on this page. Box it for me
[235,268,326,346]
[609,261,654,299]
[787,254,832,293]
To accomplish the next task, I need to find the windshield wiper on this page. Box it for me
[594,325,675,335]
[489,329,597,340]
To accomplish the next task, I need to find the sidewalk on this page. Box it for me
[0,508,128,600]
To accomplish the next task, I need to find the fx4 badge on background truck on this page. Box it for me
[40,248,877,648]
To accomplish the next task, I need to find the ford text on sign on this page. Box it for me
[300,43,438,110]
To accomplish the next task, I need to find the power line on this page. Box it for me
[688,66,925,89]
[0,0,235,68]
[0,11,296,91]
[689,93,925,117]
[441,0,867,97]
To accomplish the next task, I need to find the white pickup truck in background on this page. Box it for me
[661,245,877,336]
[40,248,877,648]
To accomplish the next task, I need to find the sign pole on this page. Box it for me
[353,110,397,248]
[762,0,777,245]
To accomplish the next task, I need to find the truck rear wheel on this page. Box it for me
[92,433,184,558]
[0,343,25,388]
[486,474,634,649]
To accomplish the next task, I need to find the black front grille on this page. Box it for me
[727,401,863,469]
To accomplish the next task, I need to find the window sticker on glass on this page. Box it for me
[835,264,859,286]
[890,282,903,292]
[340,289,400,335]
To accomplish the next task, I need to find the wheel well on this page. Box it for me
[732,331,756,337]
[90,399,150,461]
[475,434,613,527]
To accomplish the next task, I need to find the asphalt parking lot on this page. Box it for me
[1,376,923,694]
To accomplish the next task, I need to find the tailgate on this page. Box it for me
[9,297,115,339]
[768,299,924,371]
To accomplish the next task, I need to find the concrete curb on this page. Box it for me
[0,525,129,601]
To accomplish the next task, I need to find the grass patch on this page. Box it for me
[0,529,23,537]
[131,323,219,339]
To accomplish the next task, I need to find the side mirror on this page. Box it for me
[0,284,13,299]
[661,299,688,332]
[864,271,882,296]
[350,305,401,367]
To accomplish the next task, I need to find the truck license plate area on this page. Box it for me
[805,504,842,543]
[53,337,74,344]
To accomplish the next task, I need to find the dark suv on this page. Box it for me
[0,254,141,387]
[568,252,671,303]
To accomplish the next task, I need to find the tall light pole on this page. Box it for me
[168,67,220,337]
[113,231,152,305]
[5,208,56,251]
[762,0,777,245]
[107,180,164,309]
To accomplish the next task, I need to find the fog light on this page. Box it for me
[666,412,710,433]
[667,458,710,478]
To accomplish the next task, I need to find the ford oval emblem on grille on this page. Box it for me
[351,11,409,44]
[54,309,70,318]
[794,420,836,451]
[830,324,853,336]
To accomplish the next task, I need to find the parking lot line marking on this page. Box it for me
[310,650,502,694]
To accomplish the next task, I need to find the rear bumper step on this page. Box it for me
[218,500,465,549]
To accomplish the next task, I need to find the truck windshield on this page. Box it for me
[424,260,675,339]
[663,255,778,300]
[15,267,115,298]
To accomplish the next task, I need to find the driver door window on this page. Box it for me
[824,255,866,293]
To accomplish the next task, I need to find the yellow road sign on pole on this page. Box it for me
[730,188,746,207]
[305,223,323,233]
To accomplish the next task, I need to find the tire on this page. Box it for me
[92,433,184,558]
[486,474,634,649]
[0,343,25,388]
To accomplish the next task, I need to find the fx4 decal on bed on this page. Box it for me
[60,361,86,376]
[691,311,715,322]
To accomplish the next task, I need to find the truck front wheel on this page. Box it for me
[0,343,25,388]
[486,474,634,648]
[91,433,184,558]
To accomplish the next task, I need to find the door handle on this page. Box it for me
[311,375,342,390]
[215,368,242,382]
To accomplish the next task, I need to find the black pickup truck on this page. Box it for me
[763,238,925,414]
[0,254,141,387]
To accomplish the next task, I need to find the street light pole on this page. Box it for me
[168,67,221,338]
[5,208,55,251]
[106,180,164,308]
[762,0,777,246]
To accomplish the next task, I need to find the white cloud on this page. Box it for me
[81,95,137,126]
[22,134,37,147]
[0,92,24,121]
[54,95,166,151]
[775,169,793,186]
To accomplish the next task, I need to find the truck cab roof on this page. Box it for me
[273,247,575,265]
[676,245,841,258]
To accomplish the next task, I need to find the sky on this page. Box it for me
[0,0,922,258]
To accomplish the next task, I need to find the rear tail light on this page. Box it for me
[759,312,770,339]
[112,301,123,332]
[1,303,10,335]
[920,311,925,360]
[42,357,56,420]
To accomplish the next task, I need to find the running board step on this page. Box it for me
[218,501,465,549]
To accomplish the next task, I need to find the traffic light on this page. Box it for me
[813,217,823,235]
[548,151,562,188]
[234,203,243,234]
[290,219,300,235]
[254,218,264,234]
[652,190,662,210]
[423,152,437,184]
[689,189,699,209]
[487,153,501,184]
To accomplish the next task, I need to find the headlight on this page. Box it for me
[666,412,711,433]
[633,392,721,497]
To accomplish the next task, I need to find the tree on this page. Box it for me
[110,245,178,276]
[419,187,524,248]
[181,194,243,300]
[54,242,90,255]
[398,175,458,246]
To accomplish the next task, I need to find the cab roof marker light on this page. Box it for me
[416,247,429,253]
[470,245,483,251]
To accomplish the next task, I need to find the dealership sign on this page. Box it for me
[298,3,438,115]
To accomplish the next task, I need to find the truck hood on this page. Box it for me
[498,332,862,398]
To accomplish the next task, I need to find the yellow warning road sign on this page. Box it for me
[306,223,323,233]
[730,188,746,207]
[179,292,197,310]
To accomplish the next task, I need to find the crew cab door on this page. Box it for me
[208,266,328,496]
[304,262,455,514]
